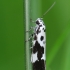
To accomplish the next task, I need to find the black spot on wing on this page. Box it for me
[33,41,44,60]
[33,60,45,70]
[42,28,44,30]
[36,27,41,34]
[40,36,44,41]
[44,29,46,32]
[41,47,44,54]
[42,28,46,32]
[37,47,44,60]
[33,41,40,53]
[34,35,37,40]
[39,25,42,27]
[36,21,40,25]
[43,41,46,44]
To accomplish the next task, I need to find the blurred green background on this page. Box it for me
[0,0,70,70]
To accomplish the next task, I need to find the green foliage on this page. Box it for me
[0,0,70,70]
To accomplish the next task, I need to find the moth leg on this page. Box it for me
[30,46,33,49]
[26,27,35,32]
[30,40,35,49]
[25,33,35,42]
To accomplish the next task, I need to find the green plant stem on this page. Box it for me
[25,0,42,70]
[25,0,30,70]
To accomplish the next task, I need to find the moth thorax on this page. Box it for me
[36,18,43,25]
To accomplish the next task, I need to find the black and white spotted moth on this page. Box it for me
[31,18,46,70]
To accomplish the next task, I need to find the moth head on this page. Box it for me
[36,18,44,25]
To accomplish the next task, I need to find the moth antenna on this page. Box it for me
[41,2,56,18]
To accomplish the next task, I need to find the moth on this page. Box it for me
[26,2,55,70]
